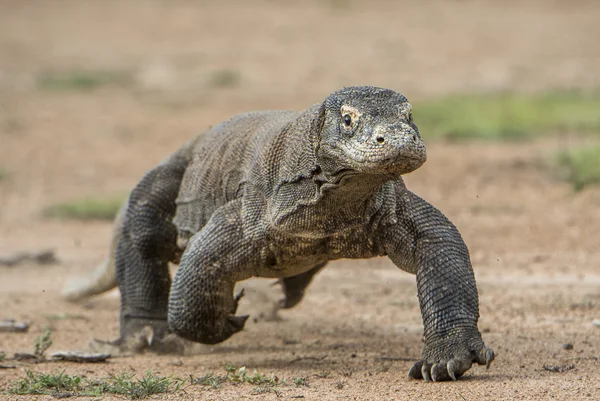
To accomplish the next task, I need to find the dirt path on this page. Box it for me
[1,1,599,400]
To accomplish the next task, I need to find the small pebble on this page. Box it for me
[563,343,573,350]
[593,319,600,328]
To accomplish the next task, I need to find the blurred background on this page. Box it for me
[1,1,599,398]
[1,0,599,227]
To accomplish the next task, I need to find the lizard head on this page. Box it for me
[316,86,427,179]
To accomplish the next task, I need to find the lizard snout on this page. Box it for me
[372,123,421,147]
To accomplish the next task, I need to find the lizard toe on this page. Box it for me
[431,362,449,382]
[407,360,424,380]
[421,362,433,382]
[446,358,471,381]
[478,347,495,369]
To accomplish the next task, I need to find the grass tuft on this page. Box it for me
[33,328,53,358]
[209,69,241,88]
[9,370,185,399]
[10,370,84,396]
[92,371,186,399]
[556,144,600,191]
[43,195,125,221]
[191,365,282,392]
[190,372,227,389]
[293,376,309,387]
[37,69,132,92]
[415,90,600,140]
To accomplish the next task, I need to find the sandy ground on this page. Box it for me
[0,1,599,400]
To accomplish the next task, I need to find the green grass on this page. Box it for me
[43,195,125,221]
[33,328,53,359]
[414,90,600,140]
[10,370,86,396]
[556,144,600,190]
[0,167,8,181]
[93,371,186,399]
[37,69,132,92]
[293,376,309,387]
[8,366,312,398]
[8,370,185,399]
[209,69,241,88]
[190,365,306,393]
[190,372,228,389]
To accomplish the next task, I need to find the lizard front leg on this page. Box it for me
[168,199,257,344]
[379,188,494,381]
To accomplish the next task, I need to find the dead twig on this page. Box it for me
[0,250,58,267]
[289,354,328,364]
[50,351,111,363]
[543,364,575,373]
[375,356,416,362]
[0,319,29,333]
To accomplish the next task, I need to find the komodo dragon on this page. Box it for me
[65,86,494,381]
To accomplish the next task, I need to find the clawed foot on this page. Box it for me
[274,279,307,310]
[90,325,189,355]
[408,332,494,382]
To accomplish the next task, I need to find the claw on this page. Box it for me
[408,361,423,380]
[449,370,457,381]
[234,288,245,302]
[431,363,447,382]
[231,289,246,314]
[446,360,459,381]
[228,314,249,332]
[446,358,470,381]
[485,348,495,369]
[421,363,432,382]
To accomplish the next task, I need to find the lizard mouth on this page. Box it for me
[344,146,427,175]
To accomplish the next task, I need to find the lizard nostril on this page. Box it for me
[376,135,385,144]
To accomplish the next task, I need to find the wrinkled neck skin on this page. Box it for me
[314,162,394,206]
[266,109,398,234]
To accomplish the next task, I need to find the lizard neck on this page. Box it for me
[314,168,392,205]
[265,103,398,232]
[267,170,393,235]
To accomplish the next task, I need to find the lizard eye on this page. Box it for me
[408,112,413,123]
[343,114,352,127]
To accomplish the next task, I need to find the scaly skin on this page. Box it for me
[108,86,493,381]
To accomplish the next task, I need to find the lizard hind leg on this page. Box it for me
[115,156,188,353]
[278,263,327,309]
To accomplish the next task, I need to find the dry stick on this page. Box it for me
[289,354,328,364]
[51,351,111,363]
[0,320,29,333]
[0,250,58,267]
[375,356,417,362]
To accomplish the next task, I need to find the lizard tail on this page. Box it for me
[61,198,127,302]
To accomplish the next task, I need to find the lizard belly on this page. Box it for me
[254,225,379,279]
